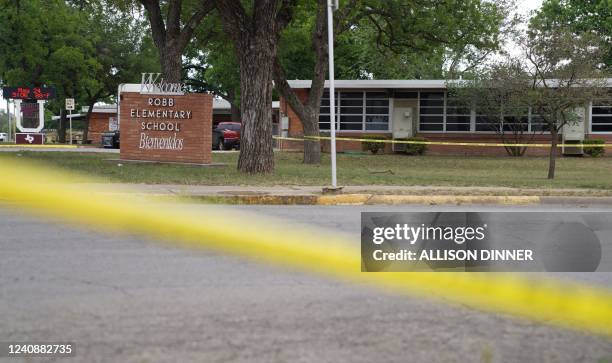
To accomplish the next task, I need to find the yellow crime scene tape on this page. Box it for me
[0,144,78,149]
[274,135,612,148]
[0,156,612,338]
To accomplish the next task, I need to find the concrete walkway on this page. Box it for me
[90,183,612,196]
[78,183,612,205]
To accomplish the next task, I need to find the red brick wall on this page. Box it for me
[119,92,212,164]
[278,90,307,151]
[88,113,115,145]
[418,133,612,156]
[416,133,554,156]
[319,133,393,153]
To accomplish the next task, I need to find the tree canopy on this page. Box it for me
[0,0,158,140]
[530,0,612,72]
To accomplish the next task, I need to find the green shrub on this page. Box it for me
[583,139,605,157]
[394,137,428,155]
[361,134,387,154]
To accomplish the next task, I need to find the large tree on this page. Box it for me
[0,0,158,143]
[71,0,159,142]
[215,0,296,174]
[184,15,241,120]
[450,26,608,179]
[524,26,607,179]
[138,0,215,82]
[273,0,511,164]
[0,0,97,142]
[530,0,611,72]
[448,60,537,157]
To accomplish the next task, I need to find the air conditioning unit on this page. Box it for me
[562,108,585,156]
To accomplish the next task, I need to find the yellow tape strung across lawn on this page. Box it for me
[274,135,612,148]
[0,144,78,149]
[0,158,611,338]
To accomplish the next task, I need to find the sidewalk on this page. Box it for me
[86,183,612,205]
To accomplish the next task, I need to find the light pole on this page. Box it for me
[6,99,11,142]
[327,0,338,188]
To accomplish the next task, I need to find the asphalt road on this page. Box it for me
[1,204,611,363]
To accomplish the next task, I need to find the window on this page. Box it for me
[591,99,612,133]
[339,92,363,130]
[502,107,529,132]
[318,90,389,132]
[419,92,444,131]
[365,92,389,131]
[529,112,549,132]
[319,91,338,131]
[475,114,501,132]
[445,97,471,132]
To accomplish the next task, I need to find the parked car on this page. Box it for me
[213,122,241,150]
[102,131,120,149]
[0,132,7,142]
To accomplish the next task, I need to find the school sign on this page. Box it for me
[119,74,212,164]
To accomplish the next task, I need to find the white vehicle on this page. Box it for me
[0,133,7,142]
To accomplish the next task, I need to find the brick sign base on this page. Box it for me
[120,92,212,164]
[16,133,44,145]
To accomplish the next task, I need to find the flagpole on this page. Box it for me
[327,0,338,188]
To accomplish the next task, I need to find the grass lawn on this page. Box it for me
[1,151,611,189]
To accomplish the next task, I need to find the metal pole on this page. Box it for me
[69,109,72,145]
[327,0,338,188]
[6,99,11,142]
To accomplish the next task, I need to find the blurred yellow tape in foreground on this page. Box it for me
[0,157,611,338]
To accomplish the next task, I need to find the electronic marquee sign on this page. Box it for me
[2,86,56,101]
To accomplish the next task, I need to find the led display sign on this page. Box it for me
[2,87,56,100]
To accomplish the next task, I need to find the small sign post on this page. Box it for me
[65,98,75,145]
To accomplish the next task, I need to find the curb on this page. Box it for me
[173,194,545,205]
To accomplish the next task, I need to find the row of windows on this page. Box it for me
[316,90,612,133]
[319,91,389,131]
[418,92,612,133]
[592,99,612,132]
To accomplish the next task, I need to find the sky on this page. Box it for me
[506,0,544,58]
[1,0,545,114]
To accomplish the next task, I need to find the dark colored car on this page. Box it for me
[213,122,241,150]
[102,131,120,149]
[212,128,224,150]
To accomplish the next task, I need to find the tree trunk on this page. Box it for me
[548,129,559,179]
[160,46,183,83]
[303,112,321,164]
[215,0,295,174]
[58,109,67,144]
[82,102,95,144]
[272,0,327,165]
[140,0,214,85]
[236,43,275,174]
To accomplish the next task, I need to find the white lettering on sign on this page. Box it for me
[148,97,174,107]
[130,109,192,120]
[140,73,185,95]
[138,132,184,150]
[140,121,181,132]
